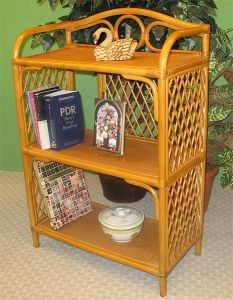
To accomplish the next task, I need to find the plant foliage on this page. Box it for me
[35,0,233,188]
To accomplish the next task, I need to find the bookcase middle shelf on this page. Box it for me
[23,129,159,187]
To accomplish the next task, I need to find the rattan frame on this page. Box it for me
[12,8,210,297]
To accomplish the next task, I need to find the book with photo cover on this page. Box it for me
[93,98,126,155]
[44,90,84,150]
[33,160,92,230]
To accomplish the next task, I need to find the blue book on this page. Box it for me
[44,90,84,150]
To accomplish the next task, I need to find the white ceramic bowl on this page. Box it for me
[98,206,144,243]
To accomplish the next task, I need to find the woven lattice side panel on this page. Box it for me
[168,68,207,174]
[21,68,71,144]
[168,165,202,268]
[33,171,48,223]
[104,74,158,140]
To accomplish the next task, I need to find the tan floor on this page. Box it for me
[0,170,232,300]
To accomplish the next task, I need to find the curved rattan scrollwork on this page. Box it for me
[144,21,182,52]
[114,14,145,50]
[72,19,115,40]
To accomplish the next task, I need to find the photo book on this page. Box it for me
[33,160,92,230]
[93,98,126,155]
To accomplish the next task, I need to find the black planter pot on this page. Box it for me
[99,174,146,203]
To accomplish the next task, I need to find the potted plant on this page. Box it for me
[34,0,232,206]
[205,27,233,210]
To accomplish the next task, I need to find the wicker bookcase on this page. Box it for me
[12,8,210,297]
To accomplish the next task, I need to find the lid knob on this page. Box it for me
[113,207,131,218]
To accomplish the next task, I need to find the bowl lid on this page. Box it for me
[98,206,144,230]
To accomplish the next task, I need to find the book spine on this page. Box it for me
[120,102,126,156]
[34,94,51,150]
[25,92,37,142]
[45,97,57,149]
[38,120,51,150]
[28,92,41,148]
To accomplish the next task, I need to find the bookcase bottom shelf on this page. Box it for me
[34,202,160,276]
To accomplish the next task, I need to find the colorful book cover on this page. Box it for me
[93,98,126,155]
[44,90,84,150]
[33,160,92,230]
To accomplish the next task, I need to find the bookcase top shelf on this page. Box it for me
[13,8,210,79]
[13,45,208,79]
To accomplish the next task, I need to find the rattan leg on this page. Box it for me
[195,237,202,256]
[23,155,40,248]
[32,230,40,248]
[160,276,167,297]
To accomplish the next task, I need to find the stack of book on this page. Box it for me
[25,86,84,150]
[33,160,92,230]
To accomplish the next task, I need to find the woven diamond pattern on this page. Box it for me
[33,173,48,222]
[168,69,206,174]
[104,74,158,139]
[21,68,70,144]
[168,165,202,268]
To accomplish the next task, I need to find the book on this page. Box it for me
[33,86,60,149]
[44,90,84,150]
[93,98,126,155]
[25,84,59,148]
[33,160,92,230]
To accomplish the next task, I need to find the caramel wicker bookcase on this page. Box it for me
[12,8,210,297]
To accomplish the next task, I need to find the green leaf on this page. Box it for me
[216,149,233,164]
[93,0,103,11]
[41,33,54,51]
[170,6,183,16]
[210,57,233,85]
[208,106,232,122]
[209,84,233,101]
[58,15,70,21]
[37,0,47,4]
[207,6,217,17]
[220,166,233,188]
[68,0,77,9]
[214,122,233,138]
[60,0,67,6]
[53,30,65,48]
[48,0,58,10]
[202,0,217,9]
[31,33,43,49]
[188,5,208,18]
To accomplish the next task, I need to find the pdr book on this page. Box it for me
[44,90,84,150]
[93,98,126,155]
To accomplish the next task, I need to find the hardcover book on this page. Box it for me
[33,86,60,149]
[44,90,84,150]
[33,160,92,230]
[93,98,126,155]
[25,84,59,148]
